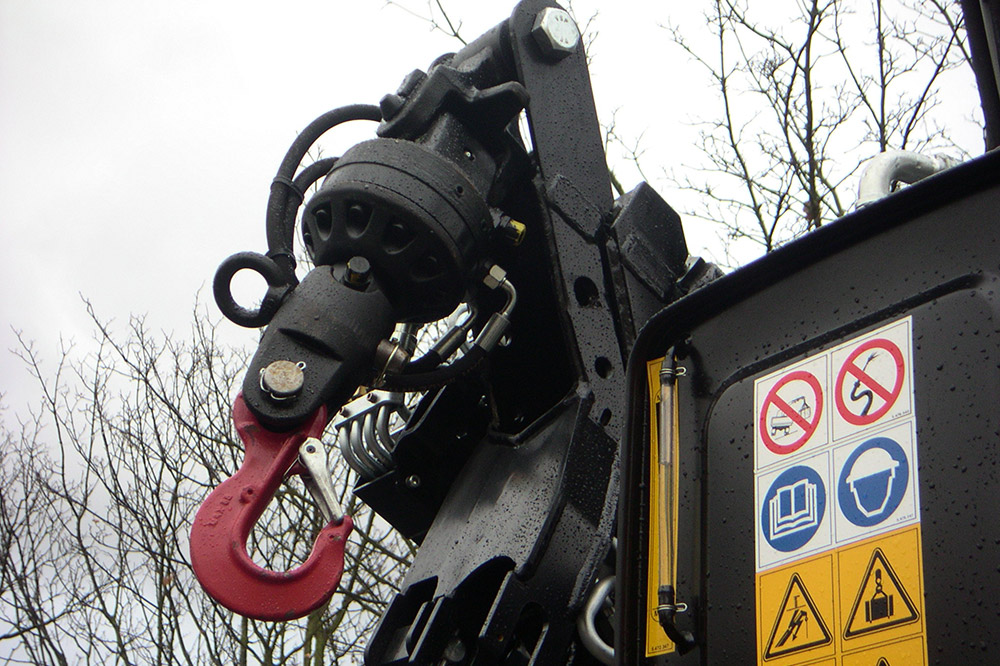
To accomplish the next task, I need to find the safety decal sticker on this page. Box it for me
[843,548,919,640]
[757,451,833,569]
[835,338,905,426]
[759,371,824,455]
[754,317,918,571]
[755,355,828,471]
[831,321,912,441]
[761,465,827,554]
[839,635,926,666]
[756,526,927,664]
[763,573,833,660]
[833,421,918,545]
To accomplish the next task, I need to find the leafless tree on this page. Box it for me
[0,303,412,665]
[666,0,977,261]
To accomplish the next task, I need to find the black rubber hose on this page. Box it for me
[274,157,339,264]
[265,104,381,280]
[402,350,445,375]
[294,157,338,192]
[380,346,487,393]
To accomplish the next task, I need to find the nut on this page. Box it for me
[482,265,507,290]
[531,8,580,60]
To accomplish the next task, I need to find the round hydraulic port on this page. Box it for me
[344,256,372,289]
[261,360,306,400]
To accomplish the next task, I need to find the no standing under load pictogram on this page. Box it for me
[844,548,919,639]
[759,370,824,455]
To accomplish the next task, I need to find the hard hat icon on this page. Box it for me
[846,446,900,518]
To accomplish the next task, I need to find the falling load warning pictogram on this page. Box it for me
[844,548,919,639]
[763,573,832,659]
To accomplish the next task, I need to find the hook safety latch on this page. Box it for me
[190,394,353,621]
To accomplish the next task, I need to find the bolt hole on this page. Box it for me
[313,204,333,240]
[344,201,371,238]
[574,276,599,307]
[455,185,465,197]
[412,253,442,281]
[595,356,613,378]
[598,409,612,426]
[383,218,415,253]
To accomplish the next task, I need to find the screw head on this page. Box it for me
[531,8,580,60]
[405,474,421,489]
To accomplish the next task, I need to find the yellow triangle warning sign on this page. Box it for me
[844,547,919,639]
[764,573,832,659]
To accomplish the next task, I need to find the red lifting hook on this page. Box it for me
[190,394,353,621]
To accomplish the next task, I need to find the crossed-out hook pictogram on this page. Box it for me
[190,394,353,621]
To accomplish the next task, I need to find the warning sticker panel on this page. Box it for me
[756,525,927,665]
[754,317,918,571]
[754,318,924,664]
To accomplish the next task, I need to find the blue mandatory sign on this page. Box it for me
[761,465,826,552]
[837,436,909,527]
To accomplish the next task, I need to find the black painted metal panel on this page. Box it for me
[620,149,1000,664]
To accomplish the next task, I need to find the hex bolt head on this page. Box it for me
[261,360,305,400]
[483,265,507,290]
[344,256,372,289]
[531,8,580,60]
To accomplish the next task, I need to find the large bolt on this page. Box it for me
[531,8,580,61]
[261,360,305,400]
[344,256,372,289]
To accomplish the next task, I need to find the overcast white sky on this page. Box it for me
[0,0,983,417]
[0,1,718,414]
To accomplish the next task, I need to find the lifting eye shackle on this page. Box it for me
[190,395,353,621]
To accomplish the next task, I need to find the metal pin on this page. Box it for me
[298,438,344,524]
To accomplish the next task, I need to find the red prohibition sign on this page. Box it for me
[835,338,905,426]
[758,370,824,455]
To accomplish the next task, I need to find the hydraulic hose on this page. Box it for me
[265,104,382,279]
